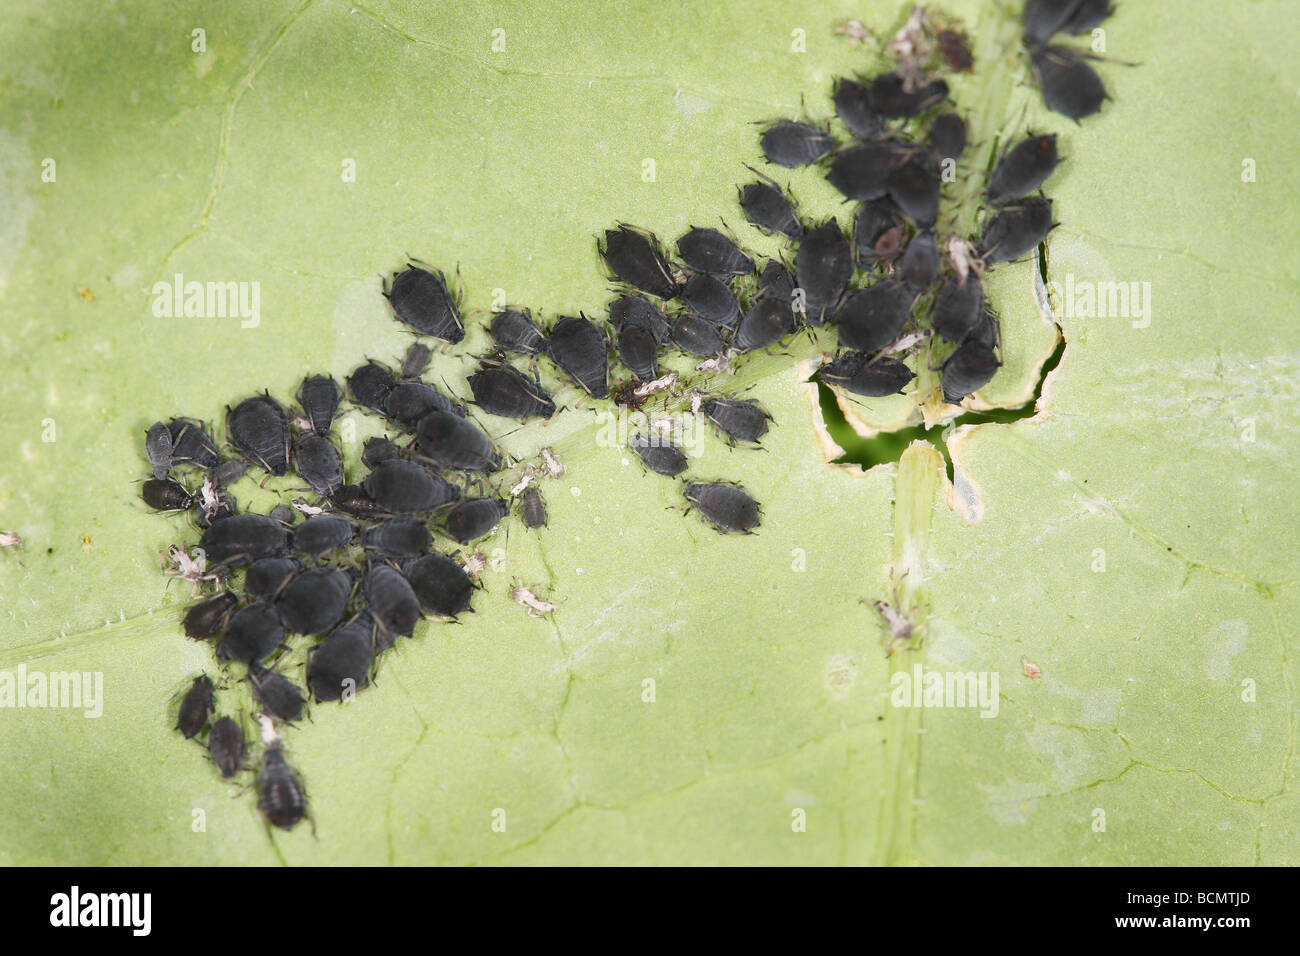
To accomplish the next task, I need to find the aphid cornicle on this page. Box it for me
[176,675,215,739]
[837,280,916,353]
[442,497,508,544]
[243,556,302,602]
[869,73,949,118]
[942,340,1002,403]
[415,411,502,474]
[738,178,803,241]
[200,514,290,567]
[248,662,305,723]
[293,433,344,496]
[670,313,727,357]
[980,197,1055,263]
[208,716,245,778]
[548,315,610,399]
[759,120,836,168]
[364,564,422,638]
[701,398,771,445]
[183,590,238,640]
[307,615,375,703]
[1032,46,1108,121]
[290,513,356,556]
[676,227,753,277]
[386,263,464,343]
[347,360,396,412]
[489,308,549,356]
[145,421,172,479]
[276,567,352,636]
[520,485,547,529]
[228,395,291,476]
[361,519,431,559]
[468,364,556,420]
[167,418,220,470]
[986,134,1060,206]
[142,477,193,512]
[403,553,474,619]
[796,220,853,325]
[257,740,308,831]
[219,602,285,663]
[363,458,461,514]
[684,482,761,534]
[599,226,678,300]
[384,381,462,430]
[629,433,688,477]
[833,77,882,139]
[680,274,742,330]
[820,352,915,398]
[296,375,341,437]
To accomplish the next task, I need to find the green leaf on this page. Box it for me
[0,0,1294,864]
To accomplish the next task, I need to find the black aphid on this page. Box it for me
[386,263,464,343]
[293,433,344,496]
[361,519,430,559]
[796,221,853,325]
[489,308,549,356]
[670,313,727,357]
[208,716,245,778]
[738,178,803,240]
[248,662,305,723]
[276,567,352,636]
[937,28,974,72]
[629,433,688,477]
[258,741,308,831]
[414,411,502,474]
[443,497,508,544]
[899,230,940,288]
[609,294,671,344]
[931,275,986,342]
[330,484,388,520]
[701,398,771,445]
[384,381,462,430]
[347,360,396,412]
[167,418,220,469]
[145,422,172,479]
[1032,46,1107,121]
[364,564,422,638]
[1024,0,1113,48]
[521,485,547,529]
[243,556,301,602]
[968,308,1003,351]
[833,78,883,139]
[760,120,836,168]
[600,226,677,300]
[291,513,356,556]
[980,197,1054,262]
[184,591,238,640]
[870,73,949,118]
[886,161,941,226]
[928,113,968,162]
[296,375,340,436]
[548,315,610,398]
[307,615,375,703]
[219,602,285,663]
[735,297,796,352]
[616,322,659,381]
[142,477,192,512]
[468,364,556,420]
[176,674,215,739]
[853,198,906,269]
[757,260,795,302]
[680,274,742,329]
[820,353,915,397]
[837,280,916,353]
[684,482,760,534]
[210,458,249,489]
[362,436,400,469]
[403,553,474,618]
[269,503,295,525]
[228,395,290,476]
[400,343,432,380]
[363,458,462,513]
[676,227,754,277]
[941,340,1002,403]
[986,134,1060,206]
[826,142,914,202]
[200,514,289,566]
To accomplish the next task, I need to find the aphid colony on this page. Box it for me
[143,1,1120,832]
